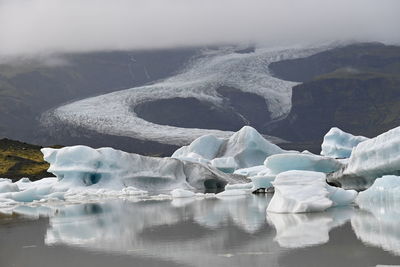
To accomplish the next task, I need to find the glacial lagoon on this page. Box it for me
[1,194,399,267]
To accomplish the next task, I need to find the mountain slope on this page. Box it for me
[0,49,197,143]
[267,43,400,142]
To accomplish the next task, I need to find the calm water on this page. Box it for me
[0,194,399,267]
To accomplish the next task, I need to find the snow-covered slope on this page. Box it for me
[41,45,329,146]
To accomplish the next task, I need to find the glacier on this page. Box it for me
[328,126,400,190]
[41,45,331,146]
[267,170,357,213]
[321,127,368,159]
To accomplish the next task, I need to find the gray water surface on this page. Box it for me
[0,195,399,267]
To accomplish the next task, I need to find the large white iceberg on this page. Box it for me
[172,126,284,172]
[321,127,368,159]
[0,145,248,207]
[267,170,357,213]
[328,126,400,190]
[42,145,244,192]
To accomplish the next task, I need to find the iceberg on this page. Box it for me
[267,170,357,213]
[355,175,400,211]
[230,151,344,192]
[42,145,245,192]
[264,153,343,175]
[328,126,400,190]
[321,127,368,159]
[172,126,284,172]
[0,145,247,206]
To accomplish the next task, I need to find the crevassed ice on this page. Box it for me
[41,45,330,146]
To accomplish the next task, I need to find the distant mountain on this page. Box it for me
[267,43,400,143]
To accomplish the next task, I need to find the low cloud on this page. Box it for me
[1,0,399,57]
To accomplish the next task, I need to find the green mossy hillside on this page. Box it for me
[0,138,56,181]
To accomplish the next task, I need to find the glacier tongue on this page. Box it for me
[321,127,368,159]
[41,46,329,146]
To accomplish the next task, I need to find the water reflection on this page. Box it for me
[352,201,400,256]
[267,207,354,248]
[1,195,400,266]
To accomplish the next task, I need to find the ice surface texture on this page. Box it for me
[328,126,400,190]
[321,127,368,159]
[172,126,284,172]
[41,46,329,146]
[267,170,357,213]
[42,145,244,192]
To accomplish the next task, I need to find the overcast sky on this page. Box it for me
[0,0,399,56]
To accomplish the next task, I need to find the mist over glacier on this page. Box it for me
[0,0,399,58]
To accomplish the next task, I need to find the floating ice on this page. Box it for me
[328,126,400,190]
[0,179,19,193]
[0,145,247,207]
[267,170,357,213]
[173,126,284,172]
[264,152,343,175]
[321,127,368,159]
[356,175,400,210]
[250,176,275,191]
[171,189,196,198]
[43,145,244,192]
[234,165,267,177]
[225,182,253,190]
[216,189,249,197]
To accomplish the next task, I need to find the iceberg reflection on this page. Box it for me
[267,207,354,248]
[352,206,400,256]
